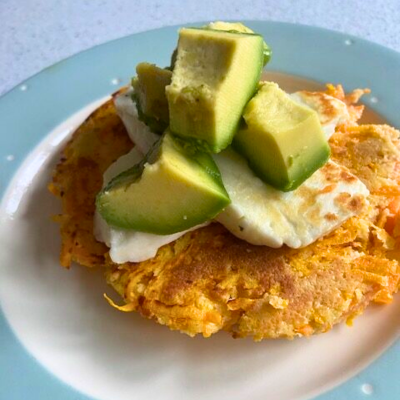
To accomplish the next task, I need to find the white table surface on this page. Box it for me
[1,0,400,96]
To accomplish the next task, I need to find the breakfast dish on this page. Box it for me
[2,20,400,400]
[49,22,400,340]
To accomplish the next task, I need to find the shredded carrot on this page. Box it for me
[388,197,400,214]
[385,197,400,235]
[297,325,313,336]
[375,186,400,196]
[104,293,136,312]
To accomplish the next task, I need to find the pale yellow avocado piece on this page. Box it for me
[132,63,172,132]
[166,28,264,153]
[234,82,331,191]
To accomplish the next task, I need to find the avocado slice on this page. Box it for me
[234,82,330,191]
[96,132,230,234]
[132,63,172,133]
[206,21,272,65]
[166,28,264,153]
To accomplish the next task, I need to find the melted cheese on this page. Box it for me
[113,88,159,154]
[214,91,365,247]
[290,91,349,139]
[214,149,369,248]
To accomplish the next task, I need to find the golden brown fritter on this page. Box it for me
[50,86,400,340]
[49,98,133,267]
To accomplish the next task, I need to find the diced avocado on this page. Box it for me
[206,21,271,65]
[132,63,172,133]
[96,131,230,234]
[233,82,330,191]
[166,28,264,153]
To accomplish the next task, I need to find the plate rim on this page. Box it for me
[2,20,400,99]
[0,20,399,400]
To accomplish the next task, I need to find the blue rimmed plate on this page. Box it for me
[0,21,399,400]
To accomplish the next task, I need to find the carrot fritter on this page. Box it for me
[50,86,400,340]
[49,99,133,268]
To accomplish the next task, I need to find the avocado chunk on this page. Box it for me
[132,63,172,133]
[166,28,264,153]
[96,132,230,234]
[234,82,330,191]
[168,22,271,71]
[206,21,271,65]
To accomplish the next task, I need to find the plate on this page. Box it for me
[0,21,399,400]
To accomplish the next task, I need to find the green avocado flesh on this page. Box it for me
[206,21,271,65]
[96,132,231,234]
[132,63,172,133]
[234,82,330,191]
[166,28,264,153]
